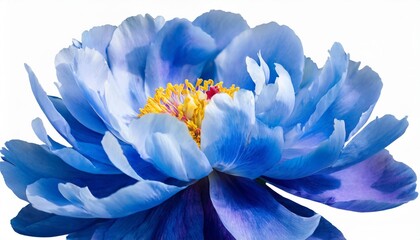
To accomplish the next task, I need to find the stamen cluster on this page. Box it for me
[139,79,238,145]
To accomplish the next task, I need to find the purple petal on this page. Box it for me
[199,179,235,239]
[272,150,417,212]
[267,188,345,240]
[209,172,321,239]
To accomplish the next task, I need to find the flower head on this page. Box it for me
[0,10,417,239]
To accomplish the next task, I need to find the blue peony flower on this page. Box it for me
[0,10,417,239]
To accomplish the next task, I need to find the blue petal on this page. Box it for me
[301,43,349,133]
[264,120,345,179]
[329,115,408,172]
[199,179,235,239]
[127,114,211,182]
[101,132,142,180]
[101,132,168,181]
[201,91,283,179]
[348,104,375,139]
[55,49,108,134]
[48,96,103,144]
[287,43,348,129]
[1,140,136,197]
[81,25,116,57]
[1,140,85,179]
[329,60,383,138]
[73,48,137,137]
[31,118,62,150]
[209,173,321,239]
[255,63,296,126]
[11,205,99,237]
[216,22,304,91]
[71,47,115,128]
[48,96,113,164]
[300,57,320,89]
[55,45,77,66]
[0,161,35,200]
[67,221,113,239]
[144,18,217,93]
[267,187,345,240]
[29,65,109,165]
[107,14,164,108]
[26,64,77,146]
[193,10,249,80]
[32,118,119,174]
[246,51,270,95]
[272,150,417,212]
[27,178,184,218]
[97,185,204,239]
[281,122,328,162]
[67,179,234,239]
[54,147,119,174]
[193,10,249,51]
[307,217,346,240]
[26,179,90,218]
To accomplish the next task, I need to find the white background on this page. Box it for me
[0,0,419,239]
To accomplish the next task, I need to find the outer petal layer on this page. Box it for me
[271,150,417,212]
[209,172,321,239]
[67,179,234,239]
[266,188,345,240]
[0,140,134,200]
[85,185,204,239]
[27,178,184,218]
[11,205,99,237]
[330,115,408,172]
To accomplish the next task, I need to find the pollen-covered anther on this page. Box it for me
[139,79,239,146]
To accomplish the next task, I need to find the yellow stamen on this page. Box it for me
[139,79,239,146]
